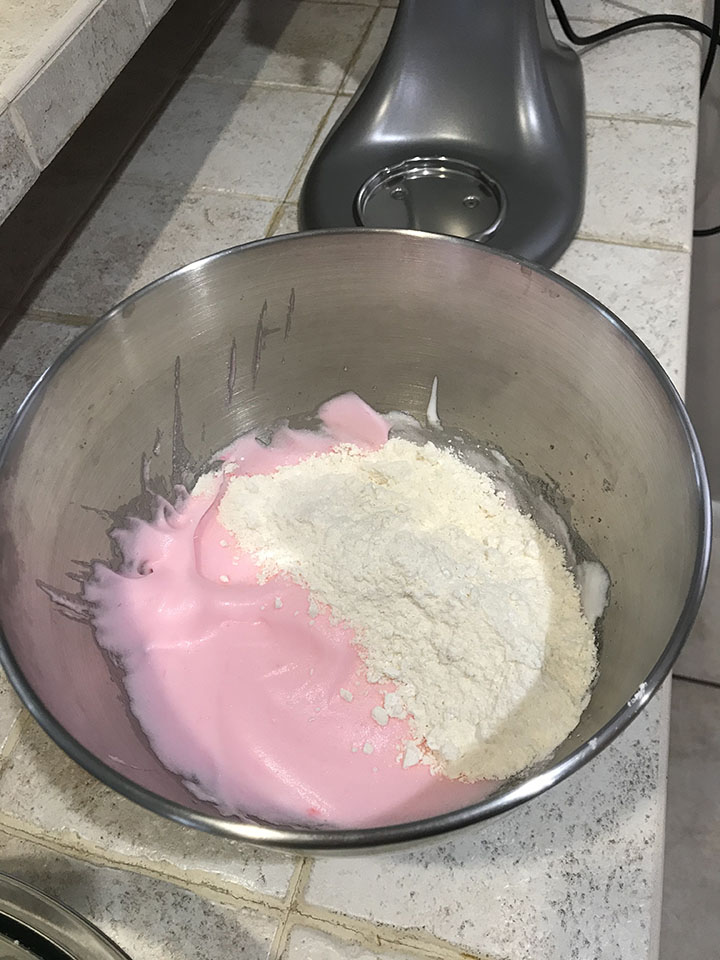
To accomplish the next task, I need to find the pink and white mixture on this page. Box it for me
[85,395,490,827]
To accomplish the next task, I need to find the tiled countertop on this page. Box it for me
[0,0,175,224]
[0,1,703,958]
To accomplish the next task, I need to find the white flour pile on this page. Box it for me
[217,438,597,781]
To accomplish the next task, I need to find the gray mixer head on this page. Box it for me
[299,0,585,266]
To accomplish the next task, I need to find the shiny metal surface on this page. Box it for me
[354,157,505,240]
[0,874,129,960]
[0,229,710,852]
[0,933,37,960]
[300,0,585,265]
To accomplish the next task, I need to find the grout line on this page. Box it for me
[291,857,314,905]
[0,810,291,917]
[0,826,289,924]
[128,68,700,132]
[255,3,380,207]
[115,173,285,205]
[269,913,295,960]
[267,918,293,956]
[265,201,290,238]
[269,859,313,960]
[183,66,700,132]
[673,673,720,691]
[8,104,43,171]
[280,93,347,206]
[549,17,624,25]
[289,900,499,960]
[136,0,153,30]
[0,709,30,774]
[337,2,384,95]
[242,0,380,213]
[585,111,694,128]
[159,60,706,130]
[307,0,380,5]
[189,73,343,97]
[25,310,96,327]
[573,231,689,253]
[284,859,313,908]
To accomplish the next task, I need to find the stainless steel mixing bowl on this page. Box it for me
[0,230,710,851]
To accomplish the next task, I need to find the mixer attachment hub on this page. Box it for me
[355,157,505,241]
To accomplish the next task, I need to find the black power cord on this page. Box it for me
[550,0,720,238]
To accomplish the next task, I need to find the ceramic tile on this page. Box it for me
[345,7,698,115]
[287,94,350,202]
[305,694,665,960]
[0,833,279,960]
[0,1,115,105]
[0,674,21,755]
[0,107,39,222]
[1,0,244,311]
[547,0,703,20]
[137,0,174,28]
[554,239,691,391]
[674,501,720,684]
[580,118,696,250]
[268,202,299,236]
[341,7,395,95]
[283,927,415,960]
[12,0,148,169]
[0,56,25,92]
[0,0,80,89]
[578,26,700,124]
[121,78,334,201]
[29,179,275,320]
[660,680,720,960]
[193,0,374,94]
[0,319,81,439]
[0,718,298,900]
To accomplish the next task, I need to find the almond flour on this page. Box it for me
[217,438,597,781]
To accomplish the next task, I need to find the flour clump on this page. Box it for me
[218,437,597,780]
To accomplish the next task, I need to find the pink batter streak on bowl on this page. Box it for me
[85,394,492,827]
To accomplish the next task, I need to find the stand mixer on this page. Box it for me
[299,0,585,266]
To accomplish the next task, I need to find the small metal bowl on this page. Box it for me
[0,873,129,960]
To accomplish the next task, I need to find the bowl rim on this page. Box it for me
[0,228,712,850]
